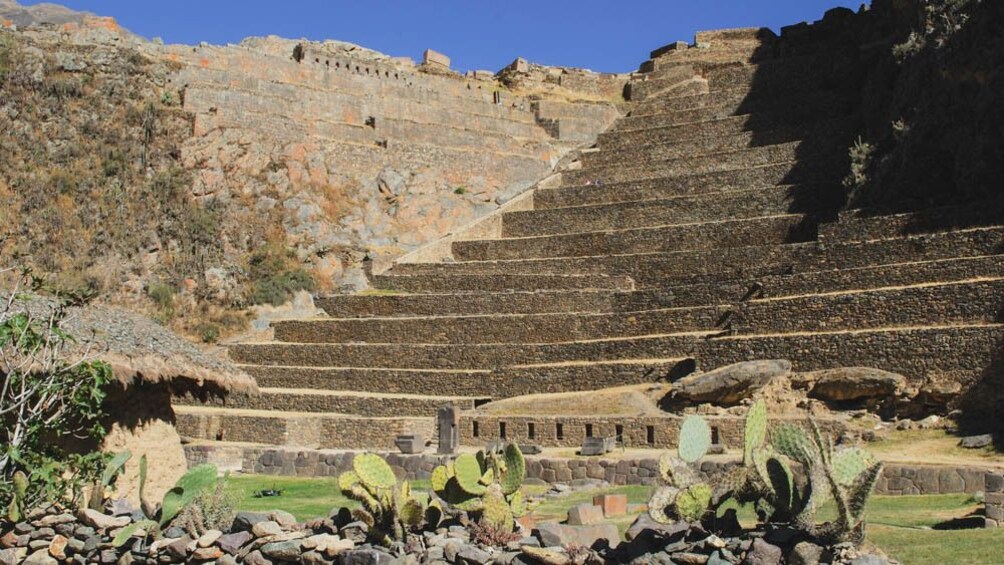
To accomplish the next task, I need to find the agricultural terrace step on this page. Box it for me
[363,255,1004,320]
[540,168,817,210]
[821,204,1004,243]
[703,56,846,94]
[451,214,815,261]
[385,227,1004,289]
[174,388,477,416]
[734,278,1004,334]
[275,279,1003,346]
[614,94,851,136]
[227,332,713,371]
[173,406,434,450]
[367,273,635,294]
[508,186,823,238]
[243,359,692,399]
[562,142,844,187]
[629,83,845,117]
[587,118,852,167]
[627,56,836,103]
[229,325,1003,382]
[272,305,727,345]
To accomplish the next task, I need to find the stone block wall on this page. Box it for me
[986,470,1004,528]
[184,445,1003,501]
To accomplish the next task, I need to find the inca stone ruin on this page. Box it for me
[155,7,1004,475]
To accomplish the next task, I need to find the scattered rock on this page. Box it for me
[78,509,129,530]
[788,541,825,565]
[806,368,907,402]
[21,549,56,565]
[534,522,619,549]
[672,360,791,406]
[744,538,782,565]
[959,434,994,449]
[252,520,284,537]
[232,511,269,533]
[217,530,253,554]
[566,503,604,526]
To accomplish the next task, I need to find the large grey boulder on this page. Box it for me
[805,367,907,402]
[672,360,791,406]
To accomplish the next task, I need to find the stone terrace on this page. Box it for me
[177,26,1004,458]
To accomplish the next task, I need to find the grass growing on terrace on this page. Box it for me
[225,475,1003,564]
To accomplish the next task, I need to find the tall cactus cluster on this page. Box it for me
[338,453,427,544]
[648,400,883,545]
[430,442,528,534]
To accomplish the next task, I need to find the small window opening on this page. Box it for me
[527,423,536,440]
[556,423,564,441]
[473,421,479,438]
[646,426,655,446]
[499,422,507,439]
[585,423,594,438]
[711,426,721,445]
[615,424,624,441]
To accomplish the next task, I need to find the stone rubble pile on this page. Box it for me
[0,504,897,565]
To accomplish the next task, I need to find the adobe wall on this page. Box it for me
[148,37,620,290]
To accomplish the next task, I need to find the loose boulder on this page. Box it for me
[805,367,907,403]
[671,360,791,406]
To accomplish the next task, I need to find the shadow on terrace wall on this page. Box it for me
[729,2,1004,444]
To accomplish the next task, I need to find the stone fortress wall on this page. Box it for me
[150,36,622,285]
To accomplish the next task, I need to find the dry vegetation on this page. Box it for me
[0,31,315,341]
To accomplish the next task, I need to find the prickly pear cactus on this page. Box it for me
[674,483,712,523]
[744,400,768,465]
[831,447,873,486]
[497,443,526,495]
[481,486,515,532]
[431,442,528,535]
[353,453,397,490]
[339,453,427,544]
[678,415,712,463]
[454,453,488,496]
[772,423,816,464]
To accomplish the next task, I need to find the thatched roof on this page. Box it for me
[4,297,257,395]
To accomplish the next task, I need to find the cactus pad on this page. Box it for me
[353,453,397,490]
[338,471,362,494]
[674,483,712,523]
[454,453,488,496]
[678,415,712,463]
[481,487,514,531]
[831,447,873,486]
[399,497,424,527]
[772,423,815,464]
[508,490,527,518]
[765,456,794,510]
[431,465,450,493]
[498,443,526,495]
[744,400,768,465]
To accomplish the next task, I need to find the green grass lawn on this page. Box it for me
[224,475,1004,564]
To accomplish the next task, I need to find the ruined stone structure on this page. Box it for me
[177,8,1004,467]
[154,37,621,286]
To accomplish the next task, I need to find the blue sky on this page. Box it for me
[23,1,861,73]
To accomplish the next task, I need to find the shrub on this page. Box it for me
[147,282,176,322]
[195,322,220,344]
[249,269,315,306]
[0,268,115,516]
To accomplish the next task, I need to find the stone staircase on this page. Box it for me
[175,28,1004,456]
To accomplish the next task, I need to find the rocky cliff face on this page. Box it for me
[0,6,623,340]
